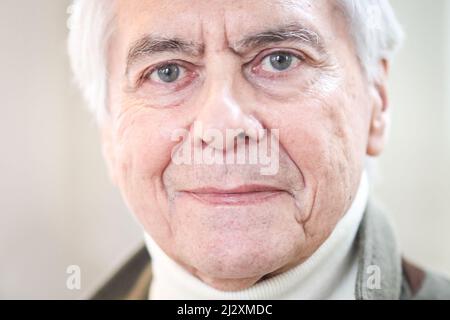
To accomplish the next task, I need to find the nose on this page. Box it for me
[192,81,264,151]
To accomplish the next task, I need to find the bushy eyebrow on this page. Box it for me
[231,23,325,55]
[126,37,204,73]
[125,23,326,74]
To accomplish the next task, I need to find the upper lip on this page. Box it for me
[184,184,285,194]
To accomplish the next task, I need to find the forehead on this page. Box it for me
[115,0,340,46]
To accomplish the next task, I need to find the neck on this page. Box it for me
[144,171,369,299]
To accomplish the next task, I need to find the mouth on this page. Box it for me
[181,185,288,206]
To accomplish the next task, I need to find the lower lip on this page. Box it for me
[183,190,286,206]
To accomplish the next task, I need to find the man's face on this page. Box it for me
[104,0,384,290]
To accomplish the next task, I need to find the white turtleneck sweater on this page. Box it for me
[144,171,369,300]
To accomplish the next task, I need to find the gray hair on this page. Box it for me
[67,0,404,123]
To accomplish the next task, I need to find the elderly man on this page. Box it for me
[68,0,450,300]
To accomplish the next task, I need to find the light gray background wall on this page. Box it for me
[0,0,449,299]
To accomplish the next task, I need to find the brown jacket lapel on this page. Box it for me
[91,245,152,300]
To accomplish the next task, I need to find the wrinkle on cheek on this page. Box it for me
[282,86,357,239]
[111,101,188,199]
[318,98,360,212]
[113,97,148,142]
[110,107,177,239]
[110,108,152,180]
[256,99,333,226]
[302,58,343,97]
[309,70,342,96]
[300,71,353,162]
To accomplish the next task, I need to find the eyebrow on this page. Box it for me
[126,37,204,73]
[126,23,325,74]
[231,23,325,55]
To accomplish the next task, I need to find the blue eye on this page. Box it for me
[261,52,300,72]
[156,64,180,82]
[147,63,185,83]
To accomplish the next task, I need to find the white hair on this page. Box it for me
[67,0,115,123]
[67,0,404,123]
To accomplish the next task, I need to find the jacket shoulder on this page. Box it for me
[415,271,450,300]
[401,258,450,300]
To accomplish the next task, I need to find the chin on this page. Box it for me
[156,190,306,282]
[175,227,302,281]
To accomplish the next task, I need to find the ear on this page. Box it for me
[367,59,390,157]
[100,121,118,186]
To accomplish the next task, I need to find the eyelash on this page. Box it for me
[249,49,305,78]
[139,49,306,87]
[139,60,193,88]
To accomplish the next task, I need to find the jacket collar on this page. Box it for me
[354,201,402,299]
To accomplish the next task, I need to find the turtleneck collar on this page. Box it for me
[144,171,369,299]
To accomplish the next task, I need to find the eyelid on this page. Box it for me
[148,64,185,83]
[260,48,304,63]
[246,49,305,78]
[244,49,304,70]
[139,60,196,86]
[261,53,301,70]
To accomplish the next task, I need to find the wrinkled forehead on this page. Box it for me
[115,0,343,49]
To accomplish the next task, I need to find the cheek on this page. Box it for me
[112,111,184,195]
[110,110,188,246]
[260,88,366,193]
[258,97,341,174]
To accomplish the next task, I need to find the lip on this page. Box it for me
[181,185,287,206]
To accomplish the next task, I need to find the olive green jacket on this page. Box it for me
[91,202,450,300]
